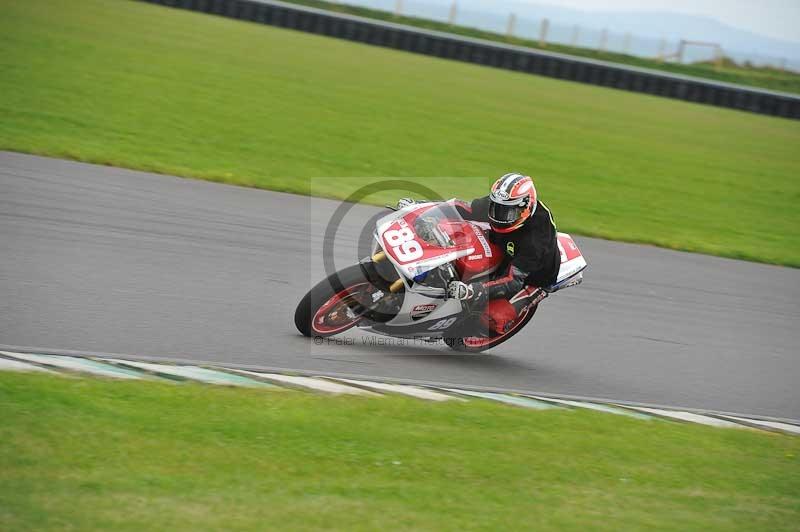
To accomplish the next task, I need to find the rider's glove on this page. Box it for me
[448,281,475,301]
[397,198,416,210]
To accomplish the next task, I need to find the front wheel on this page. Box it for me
[295,265,379,338]
[445,305,538,353]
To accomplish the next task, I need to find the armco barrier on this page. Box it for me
[141,0,800,119]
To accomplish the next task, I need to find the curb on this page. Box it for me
[1,349,798,436]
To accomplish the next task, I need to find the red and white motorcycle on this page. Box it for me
[295,200,587,353]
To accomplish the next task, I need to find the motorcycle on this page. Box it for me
[295,200,587,353]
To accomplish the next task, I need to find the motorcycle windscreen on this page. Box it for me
[376,201,477,279]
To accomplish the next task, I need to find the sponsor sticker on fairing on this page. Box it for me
[411,304,437,320]
[470,225,492,257]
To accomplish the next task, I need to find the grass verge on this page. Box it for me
[1,0,799,266]
[285,0,800,95]
[1,372,799,530]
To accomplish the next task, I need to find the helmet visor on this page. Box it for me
[489,202,525,227]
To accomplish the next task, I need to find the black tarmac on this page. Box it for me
[1,152,798,418]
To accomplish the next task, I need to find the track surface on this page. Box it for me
[2,152,798,418]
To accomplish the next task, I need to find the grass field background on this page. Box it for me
[1,372,798,531]
[1,0,799,266]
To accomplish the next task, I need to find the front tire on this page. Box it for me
[445,305,538,353]
[295,265,376,338]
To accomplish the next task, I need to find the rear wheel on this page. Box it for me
[445,305,538,353]
[295,265,381,338]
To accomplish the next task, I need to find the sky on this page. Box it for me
[526,0,800,43]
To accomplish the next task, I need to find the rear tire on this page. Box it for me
[445,305,538,353]
[295,265,375,338]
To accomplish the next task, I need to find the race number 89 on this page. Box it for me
[385,228,423,263]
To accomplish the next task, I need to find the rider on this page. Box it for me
[399,173,560,332]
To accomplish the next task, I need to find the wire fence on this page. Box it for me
[331,0,800,73]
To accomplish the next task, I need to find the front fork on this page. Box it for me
[356,254,406,324]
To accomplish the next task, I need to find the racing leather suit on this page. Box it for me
[455,196,561,312]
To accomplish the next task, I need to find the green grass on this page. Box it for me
[286,0,800,95]
[1,372,798,531]
[1,0,799,266]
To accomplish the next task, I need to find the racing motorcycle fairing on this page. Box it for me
[360,201,491,337]
[549,233,588,292]
[374,200,504,284]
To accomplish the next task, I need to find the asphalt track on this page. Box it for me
[1,152,798,419]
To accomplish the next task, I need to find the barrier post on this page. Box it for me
[677,40,686,63]
[448,1,457,25]
[506,13,516,39]
[538,18,549,47]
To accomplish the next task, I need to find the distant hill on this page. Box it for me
[344,0,800,66]
[465,1,800,59]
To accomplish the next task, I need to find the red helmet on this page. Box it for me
[488,173,537,233]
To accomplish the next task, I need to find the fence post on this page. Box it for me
[394,0,403,17]
[506,13,516,39]
[677,39,686,63]
[448,1,457,25]
[538,18,549,47]
[714,45,723,70]
[598,29,607,52]
[570,25,579,47]
[657,38,666,62]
